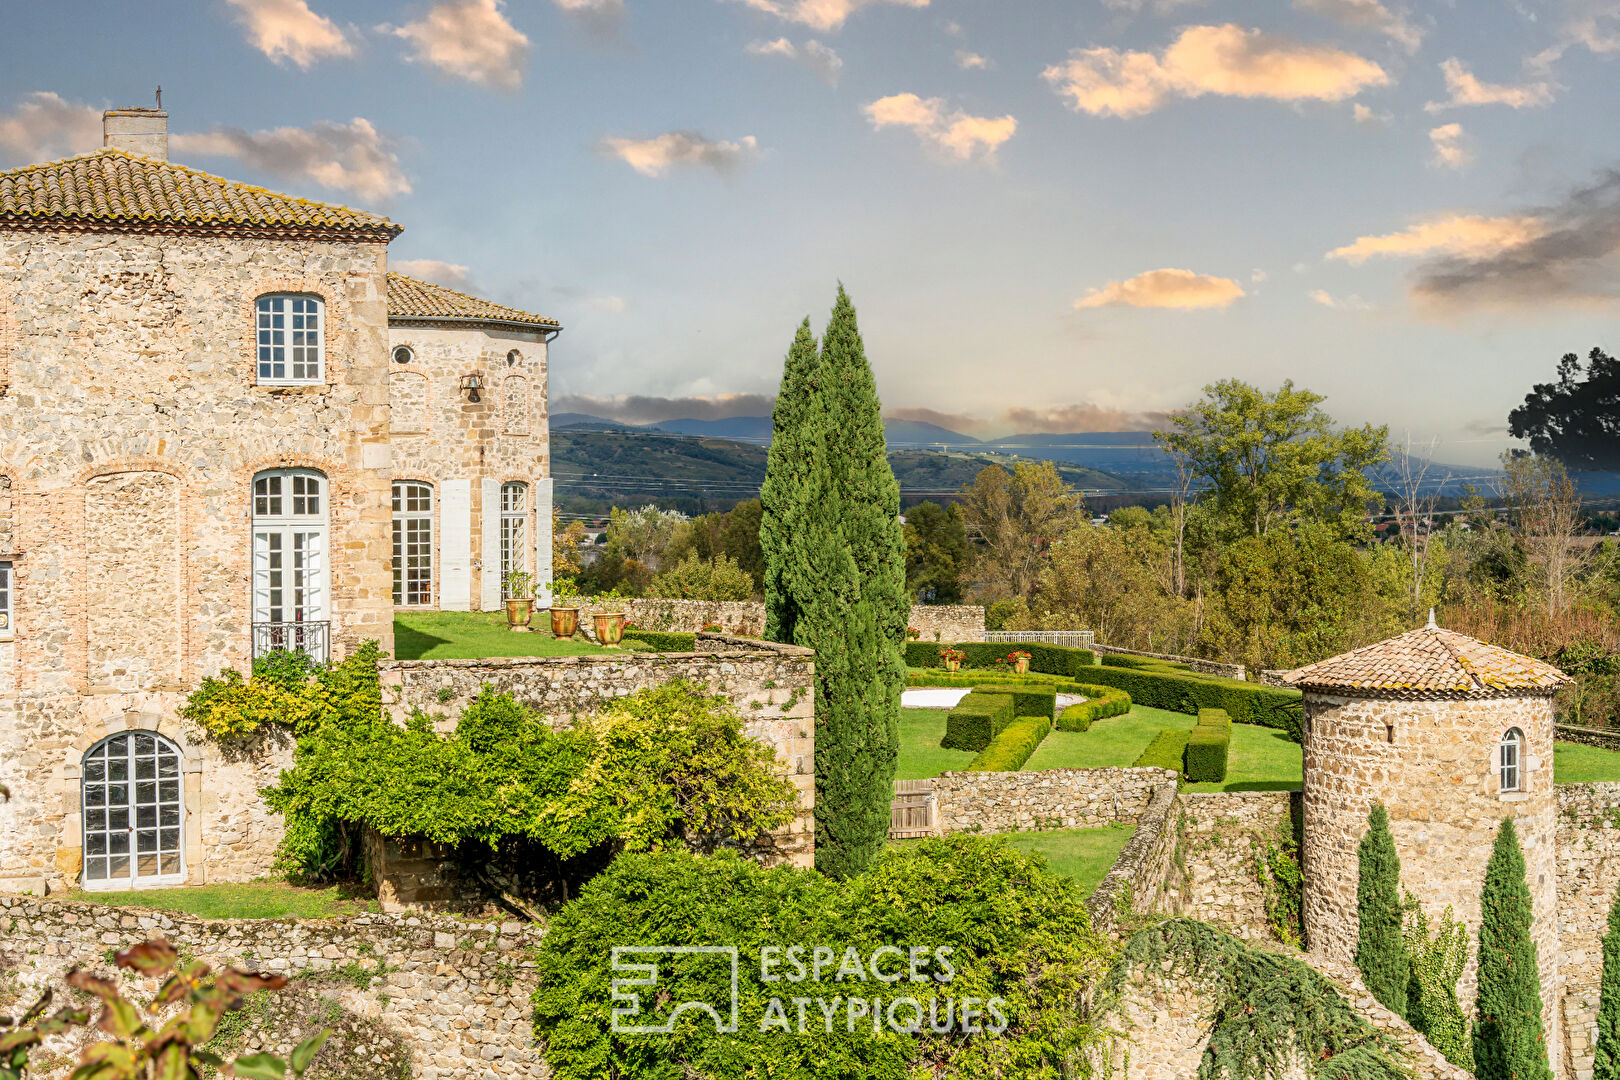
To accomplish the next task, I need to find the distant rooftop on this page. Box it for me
[1283,615,1569,699]
[387,272,560,331]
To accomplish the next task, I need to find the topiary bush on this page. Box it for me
[621,629,697,652]
[531,837,1112,1080]
[1183,708,1231,783]
[1056,686,1132,731]
[903,641,1096,671]
[941,692,1014,751]
[964,682,1057,721]
[1100,654,1192,672]
[966,715,1053,771]
[1133,730,1190,772]
[1078,664,1304,741]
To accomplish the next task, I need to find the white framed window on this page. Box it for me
[256,294,325,384]
[252,470,329,659]
[393,481,434,606]
[82,731,184,890]
[500,482,527,596]
[0,560,11,635]
[1500,727,1525,792]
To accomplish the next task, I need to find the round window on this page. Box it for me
[393,345,414,364]
[507,349,522,366]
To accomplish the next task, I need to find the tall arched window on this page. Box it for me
[252,469,329,660]
[393,481,434,606]
[82,732,184,890]
[1500,727,1526,792]
[500,482,527,595]
[255,295,325,384]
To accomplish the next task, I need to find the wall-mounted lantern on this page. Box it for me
[460,372,484,403]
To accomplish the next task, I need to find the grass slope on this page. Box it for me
[67,881,378,920]
[898,707,978,780]
[1002,825,1136,897]
[1554,741,1620,784]
[394,611,611,661]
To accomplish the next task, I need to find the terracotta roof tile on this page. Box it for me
[387,272,559,329]
[0,149,400,239]
[1282,617,1569,699]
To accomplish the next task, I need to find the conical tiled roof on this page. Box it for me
[387,273,559,330]
[1282,615,1569,699]
[0,149,400,240]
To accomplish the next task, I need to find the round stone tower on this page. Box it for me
[1286,615,1569,1072]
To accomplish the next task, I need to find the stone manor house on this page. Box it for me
[0,107,559,894]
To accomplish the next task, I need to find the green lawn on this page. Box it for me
[1001,825,1136,896]
[897,707,977,780]
[66,881,379,920]
[394,610,612,661]
[1023,706,1194,771]
[1555,741,1620,783]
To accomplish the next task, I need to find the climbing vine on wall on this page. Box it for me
[1253,830,1303,947]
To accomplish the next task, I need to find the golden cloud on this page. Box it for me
[863,93,1016,161]
[387,0,529,90]
[225,0,354,67]
[1326,214,1546,263]
[1075,268,1246,309]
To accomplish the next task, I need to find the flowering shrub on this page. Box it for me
[906,626,921,640]
[939,648,967,663]
[702,621,723,633]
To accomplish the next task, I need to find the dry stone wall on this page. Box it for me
[927,766,1173,835]
[1555,782,1620,1080]
[1176,791,1293,942]
[0,896,545,1080]
[557,598,983,643]
[1086,780,1181,939]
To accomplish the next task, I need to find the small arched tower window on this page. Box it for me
[507,349,522,367]
[392,345,414,364]
[1499,727,1526,792]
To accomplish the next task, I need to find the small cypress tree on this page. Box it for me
[759,318,820,645]
[1593,880,1620,1079]
[1356,802,1407,1017]
[1473,818,1554,1080]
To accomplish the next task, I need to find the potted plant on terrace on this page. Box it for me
[1007,650,1032,675]
[594,609,627,646]
[939,648,966,673]
[551,602,580,640]
[503,570,535,631]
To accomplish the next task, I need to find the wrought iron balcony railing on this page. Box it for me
[251,621,331,664]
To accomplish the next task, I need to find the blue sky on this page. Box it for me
[2,0,1617,464]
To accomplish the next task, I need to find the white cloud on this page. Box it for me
[585,295,628,312]
[1308,288,1371,309]
[224,0,355,67]
[1042,24,1389,118]
[1428,123,1471,169]
[1250,268,1269,283]
[727,0,930,32]
[171,117,411,201]
[1353,102,1390,124]
[552,0,626,41]
[955,50,992,70]
[747,37,843,83]
[387,0,529,90]
[393,259,471,288]
[1424,58,1555,112]
[1326,214,1546,263]
[1292,0,1423,52]
[1100,0,1210,13]
[863,93,1016,162]
[1074,268,1245,309]
[599,132,761,176]
[0,92,101,163]
[942,19,963,35]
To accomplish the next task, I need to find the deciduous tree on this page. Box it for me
[1509,347,1620,472]
[903,500,970,603]
[957,461,1083,603]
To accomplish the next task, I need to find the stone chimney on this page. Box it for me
[102,108,168,161]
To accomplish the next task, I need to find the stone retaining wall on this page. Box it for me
[1176,791,1294,942]
[1555,782,1620,1080]
[1556,723,1620,752]
[0,896,545,1080]
[555,598,984,643]
[1086,780,1181,939]
[1093,643,1248,681]
[927,766,1174,835]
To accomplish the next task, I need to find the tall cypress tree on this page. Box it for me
[809,285,904,878]
[1357,802,1407,1017]
[760,318,820,645]
[1473,818,1554,1080]
[1595,882,1620,1080]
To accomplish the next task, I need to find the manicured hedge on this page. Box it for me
[1079,665,1303,742]
[908,670,1070,689]
[1133,730,1190,772]
[621,629,698,652]
[1055,686,1132,731]
[904,641,1097,671]
[1184,708,1231,783]
[967,715,1053,772]
[941,692,1014,751]
[1101,654,1191,672]
[968,682,1057,723]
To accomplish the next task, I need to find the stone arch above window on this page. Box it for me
[255,294,325,385]
[503,375,529,435]
[390,370,429,435]
[81,730,185,890]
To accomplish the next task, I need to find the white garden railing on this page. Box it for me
[983,630,1096,649]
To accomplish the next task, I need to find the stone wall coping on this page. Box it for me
[934,766,1178,782]
[1087,780,1179,938]
[381,635,813,670]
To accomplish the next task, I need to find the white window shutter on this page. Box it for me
[535,477,555,608]
[480,478,501,611]
[441,478,473,611]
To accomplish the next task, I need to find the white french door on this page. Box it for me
[251,470,330,659]
[82,732,185,890]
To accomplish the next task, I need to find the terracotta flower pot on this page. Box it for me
[505,598,533,629]
[550,606,579,639]
[944,659,961,672]
[1014,658,1030,674]
[594,611,626,646]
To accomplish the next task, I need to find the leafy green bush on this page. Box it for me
[967,715,1053,771]
[902,641,1096,671]
[1403,890,1473,1072]
[1184,709,1231,783]
[1078,664,1304,741]
[182,642,383,739]
[621,629,697,652]
[907,669,1071,689]
[941,692,1014,751]
[1100,654,1191,672]
[1133,730,1189,772]
[264,681,798,878]
[648,552,756,601]
[966,682,1056,721]
[531,837,1111,1080]
[1056,686,1132,731]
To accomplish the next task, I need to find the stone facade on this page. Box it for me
[905,604,986,643]
[377,635,816,878]
[1554,783,1620,1080]
[1300,691,1562,1069]
[1177,791,1293,941]
[924,766,1172,836]
[387,320,554,612]
[0,224,394,895]
[0,895,545,1080]
[557,597,983,643]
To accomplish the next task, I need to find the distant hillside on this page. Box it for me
[551,430,1133,517]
